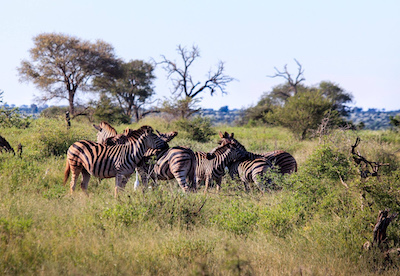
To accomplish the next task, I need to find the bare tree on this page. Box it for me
[268,59,305,96]
[159,45,234,118]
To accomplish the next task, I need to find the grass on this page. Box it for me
[1,117,400,275]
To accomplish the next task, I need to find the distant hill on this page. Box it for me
[201,107,400,130]
[347,108,400,130]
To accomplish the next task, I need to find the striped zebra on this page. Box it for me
[134,132,198,192]
[93,124,196,192]
[64,125,168,197]
[196,140,247,194]
[146,146,197,192]
[219,131,297,175]
[228,158,273,193]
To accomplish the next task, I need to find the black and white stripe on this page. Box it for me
[228,158,273,192]
[196,141,247,193]
[219,131,297,175]
[64,125,168,197]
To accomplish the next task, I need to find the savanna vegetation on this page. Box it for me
[1,115,400,275]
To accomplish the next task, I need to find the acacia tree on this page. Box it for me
[159,45,234,118]
[18,33,121,117]
[94,60,156,122]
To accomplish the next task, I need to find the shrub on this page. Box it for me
[211,200,259,236]
[174,116,214,142]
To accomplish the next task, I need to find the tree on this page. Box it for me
[159,45,234,118]
[268,59,306,96]
[161,97,201,119]
[93,60,156,122]
[18,33,121,117]
[316,81,353,116]
[265,91,337,140]
[91,94,130,124]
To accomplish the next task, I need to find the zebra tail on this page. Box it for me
[63,159,70,186]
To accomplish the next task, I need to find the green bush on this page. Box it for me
[211,200,259,236]
[0,107,31,128]
[31,118,94,157]
[174,116,214,142]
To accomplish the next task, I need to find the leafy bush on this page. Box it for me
[0,107,31,128]
[30,118,94,157]
[304,143,354,181]
[174,116,214,142]
[211,200,259,236]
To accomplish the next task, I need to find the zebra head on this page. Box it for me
[156,130,178,143]
[209,140,247,164]
[93,121,118,144]
[136,125,169,151]
[218,131,247,152]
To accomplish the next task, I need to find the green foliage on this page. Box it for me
[389,115,400,130]
[305,143,353,181]
[92,94,131,124]
[265,91,337,139]
[211,200,259,236]
[0,106,31,128]
[40,106,69,119]
[174,116,214,142]
[0,119,400,275]
[93,60,156,122]
[29,118,94,157]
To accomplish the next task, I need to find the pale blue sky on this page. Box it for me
[1,0,399,110]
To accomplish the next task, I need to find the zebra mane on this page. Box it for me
[209,140,236,156]
[104,125,155,146]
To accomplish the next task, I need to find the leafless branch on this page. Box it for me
[267,59,305,94]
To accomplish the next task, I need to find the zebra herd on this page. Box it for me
[64,122,297,197]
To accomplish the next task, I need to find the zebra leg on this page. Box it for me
[204,176,211,194]
[188,170,197,192]
[173,172,189,192]
[80,169,91,195]
[114,174,126,198]
[216,177,223,192]
[69,165,82,194]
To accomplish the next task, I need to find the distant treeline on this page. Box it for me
[4,104,400,130]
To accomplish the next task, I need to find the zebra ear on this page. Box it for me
[219,131,224,138]
[156,129,160,136]
[230,133,234,139]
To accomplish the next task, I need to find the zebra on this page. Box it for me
[195,140,247,194]
[228,157,274,193]
[146,146,197,192]
[64,125,168,197]
[109,132,197,192]
[92,123,196,192]
[218,131,297,175]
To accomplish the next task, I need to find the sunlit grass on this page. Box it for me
[1,118,400,275]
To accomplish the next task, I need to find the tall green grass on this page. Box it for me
[1,118,400,275]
